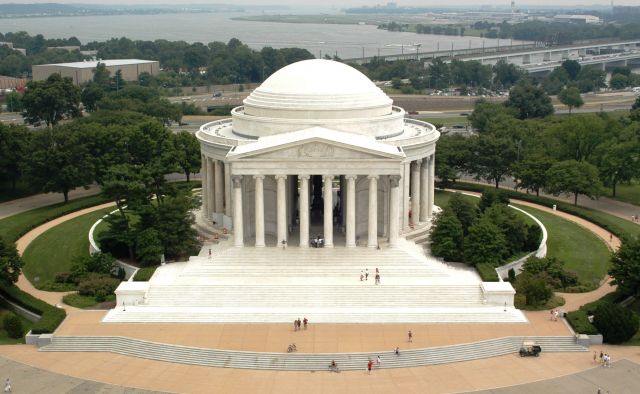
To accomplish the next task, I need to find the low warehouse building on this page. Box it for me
[32,59,159,86]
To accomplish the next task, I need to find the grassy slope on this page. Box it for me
[21,207,113,286]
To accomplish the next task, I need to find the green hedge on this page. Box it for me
[565,291,624,335]
[0,194,110,243]
[446,182,640,240]
[477,263,499,282]
[133,266,158,281]
[0,283,66,334]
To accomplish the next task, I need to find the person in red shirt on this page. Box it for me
[367,360,373,374]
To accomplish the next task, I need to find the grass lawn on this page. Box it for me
[0,194,110,243]
[604,179,640,206]
[22,207,114,289]
[513,204,612,288]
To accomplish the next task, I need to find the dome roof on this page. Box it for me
[243,59,392,113]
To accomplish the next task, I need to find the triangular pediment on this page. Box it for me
[227,127,405,161]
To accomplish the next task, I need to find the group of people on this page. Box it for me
[549,309,560,321]
[595,351,613,367]
[293,317,308,331]
[311,236,325,248]
[360,268,381,284]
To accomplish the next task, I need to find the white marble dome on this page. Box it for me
[234,59,405,139]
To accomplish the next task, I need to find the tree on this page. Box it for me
[470,134,518,189]
[512,154,553,196]
[4,91,23,113]
[482,203,528,255]
[610,237,640,297]
[505,81,554,119]
[609,74,629,90]
[516,272,553,306]
[595,140,639,197]
[560,60,581,81]
[633,96,640,111]
[0,235,23,284]
[2,313,23,339]
[80,83,104,112]
[545,160,602,205]
[592,302,639,344]
[558,87,584,114]
[28,126,95,203]
[135,228,164,266]
[576,66,606,93]
[434,134,473,187]
[429,210,464,262]
[478,188,510,212]
[173,131,201,182]
[492,59,525,89]
[21,74,81,127]
[92,62,111,89]
[0,124,30,192]
[463,220,508,266]
[468,100,516,133]
[448,193,479,234]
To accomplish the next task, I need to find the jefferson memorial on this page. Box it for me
[198,59,437,248]
[107,60,523,324]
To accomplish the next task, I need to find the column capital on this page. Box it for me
[232,175,243,188]
[345,175,357,180]
[298,174,311,180]
[252,174,265,180]
[389,175,401,187]
[323,174,334,181]
[415,158,423,165]
[421,157,429,168]
[274,174,288,181]
[367,174,379,180]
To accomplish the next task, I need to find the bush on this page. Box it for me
[477,263,499,281]
[54,272,73,284]
[0,283,66,334]
[2,313,23,339]
[508,268,516,283]
[566,309,599,335]
[133,266,158,281]
[77,273,119,297]
[593,302,639,344]
[516,272,553,306]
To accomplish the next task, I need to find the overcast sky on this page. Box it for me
[0,1,637,7]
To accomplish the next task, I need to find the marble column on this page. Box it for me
[428,154,435,219]
[214,160,224,213]
[276,175,287,246]
[323,175,334,248]
[367,175,378,248]
[224,163,231,217]
[299,175,310,248]
[389,175,401,247]
[402,162,411,230]
[420,158,429,222]
[201,155,208,218]
[253,175,265,247]
[411,159,422,226]
[207,158,215,216]
[345,175,357,248]
[232,175,243,247]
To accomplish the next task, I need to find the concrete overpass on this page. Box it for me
[521,51,640,75]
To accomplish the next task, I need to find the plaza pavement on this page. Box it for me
[0,189,634,393]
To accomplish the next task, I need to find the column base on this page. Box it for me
[345,243,356,248]
[255,243,265,248]
[324,243,334,248]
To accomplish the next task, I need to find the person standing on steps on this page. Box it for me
[408,330,413,343]
[365,269,369,281]
[395,347,400,356]
[367,359,373,374]
[303,317,308,330]
[360,270,364,281]
[208,248,212,259]
[376,355,381,368]
[293,319,298,331]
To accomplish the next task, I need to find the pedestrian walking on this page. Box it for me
[294,319,298,331]
[408,330,413,343]
[395,346,400,356]
[593,351,597,364]
[375,273,380,285]
[367,359,373,374]
[303,317,308,330]
[365,269,369,281]
[208,248,212,259]
[4,378,11,393]
[360,270,364,281]
[376,355,381,367]
[297,318,302,331]
[599,351,603,363]
[609,233,613,242]
[553,310,559,321]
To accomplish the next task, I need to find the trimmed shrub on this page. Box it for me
[133,266,158,282]
[516,272,553,306]
[77,274,119,297]
[566,309,599,335]
[2,312,23,339]
[508,268,516,283]
[593,302,639,344]
[477,263,499,281]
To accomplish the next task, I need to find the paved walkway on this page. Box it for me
[0,185,101,220]
[460,176,640,224]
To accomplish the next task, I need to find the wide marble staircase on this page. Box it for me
[103,240,527,324]
[40,335,587,370]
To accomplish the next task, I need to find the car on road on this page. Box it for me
[181,97,191,101]
[213,92,223,97]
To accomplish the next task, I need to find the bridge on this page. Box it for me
[346,40,640,74]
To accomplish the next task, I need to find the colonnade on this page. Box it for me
[409,155,435,227]
[231,173,402,249]
[201,155,228,220]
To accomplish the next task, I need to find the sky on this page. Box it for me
[0,1,638,7]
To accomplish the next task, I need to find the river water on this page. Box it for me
[1,12,527,59]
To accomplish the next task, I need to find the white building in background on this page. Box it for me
[196,59,439,248]
[553,14,602,24]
